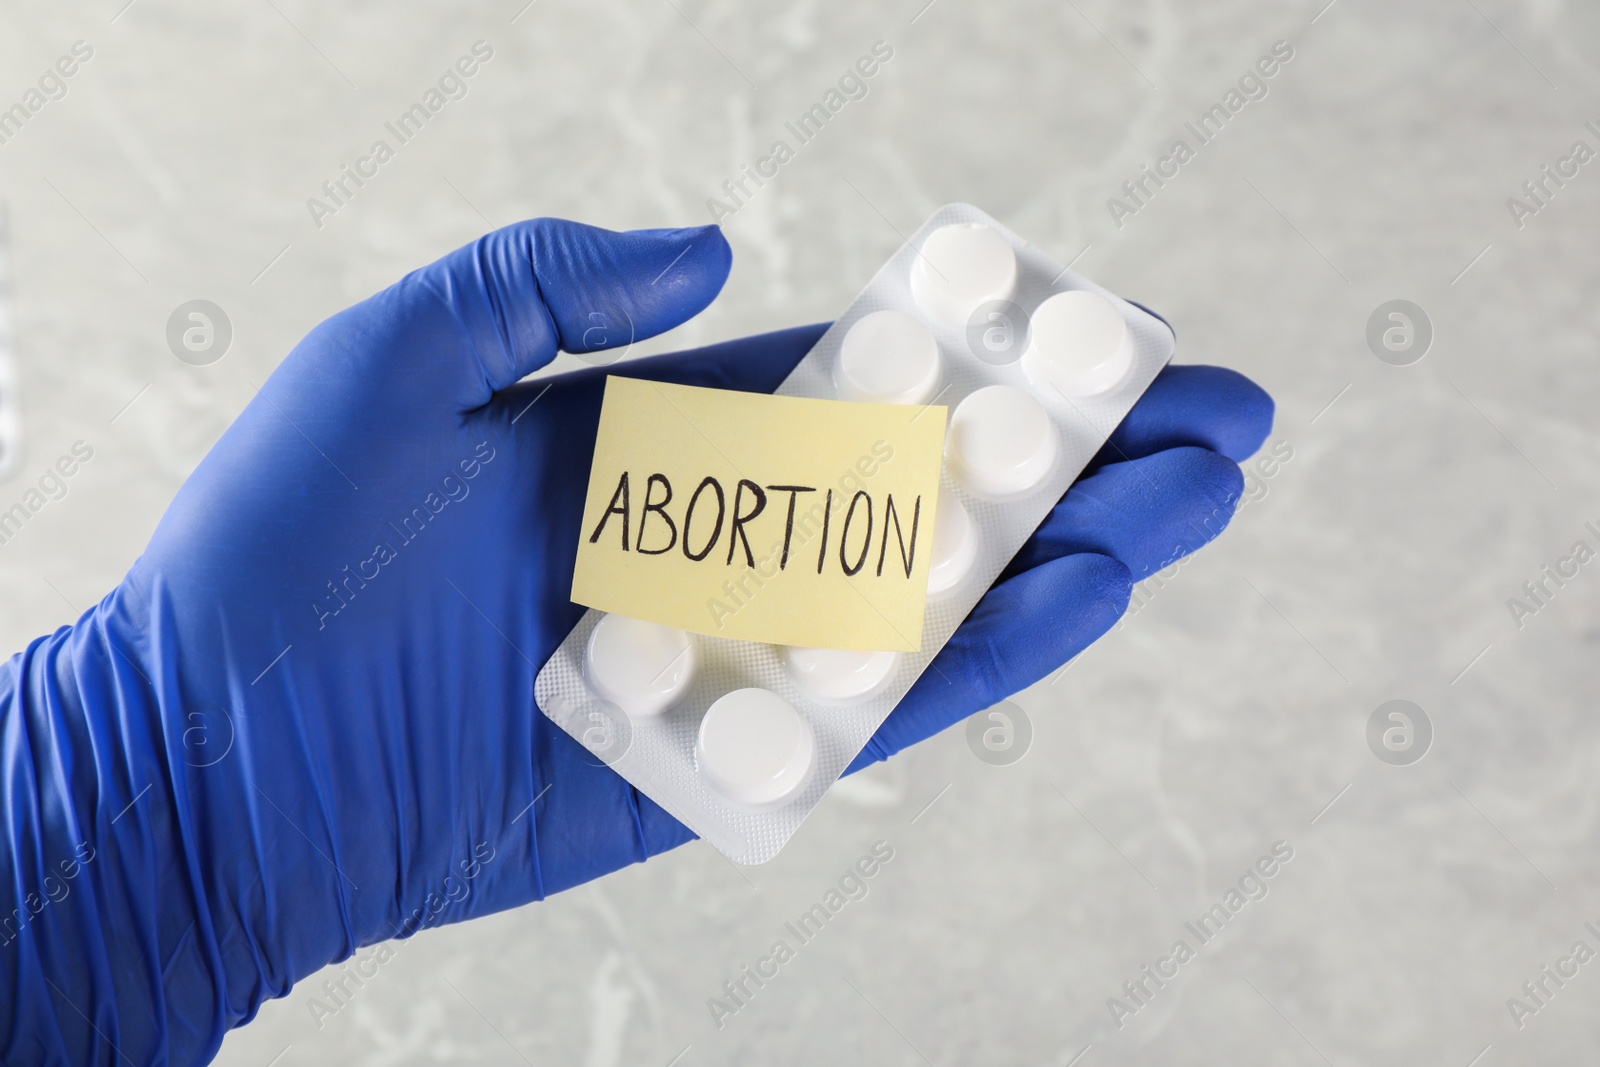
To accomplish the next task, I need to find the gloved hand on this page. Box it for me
[0,218,1271,1066]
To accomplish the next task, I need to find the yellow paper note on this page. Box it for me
[571,377,948,652]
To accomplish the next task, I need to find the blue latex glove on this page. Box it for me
[0,219,1271,1066]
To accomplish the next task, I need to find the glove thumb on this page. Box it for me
[324,218,732,408]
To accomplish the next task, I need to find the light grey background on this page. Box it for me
[2,0,1599,1063]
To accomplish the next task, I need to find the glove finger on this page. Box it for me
[847,552,1132,772]
[323,218,732,408]
[563,321,830,394]
[504,341,1269,477]
[1003,446,1244,580]
[844,448,1242,772]
[488,322,828,438]
[562,356,1270,485]
[1088,364,1274,471]
[632,347,1275,474]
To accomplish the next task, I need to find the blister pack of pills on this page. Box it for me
[535,204,1175,864]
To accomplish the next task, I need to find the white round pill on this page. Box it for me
[782,646,898,704]
[910,223,1018,325]
[1022,290,1134,398]
[836,310,942,405]
[696,688,815,809]
[946,385,1059,499]
[926,488,978,597]
[584,614,696,717]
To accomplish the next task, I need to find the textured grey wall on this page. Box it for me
[3,0,1599,1063]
